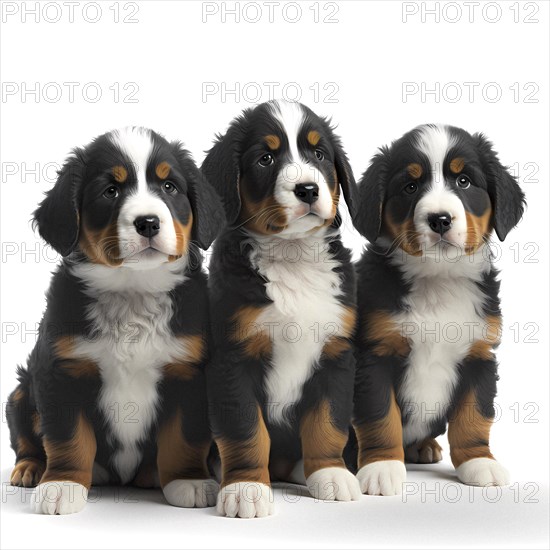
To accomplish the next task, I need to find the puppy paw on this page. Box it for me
[10,459,45,488]
[307,467,361,502]
[357,460,406,496]
[217,482,274,518]
[32,481,88,515]
[456,458,510,486]
[163,478,218,508]
[405,438,443,464]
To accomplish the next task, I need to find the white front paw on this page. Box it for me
[357,460,406,496]
[217,482,274,518]
[456,458,510,486]
[306,467,361,501]
[163,478,219,508]
[32,481,88,515]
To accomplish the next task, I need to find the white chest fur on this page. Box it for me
[70,262,189,482]
[393,249,491,445]
[249,232,347,425]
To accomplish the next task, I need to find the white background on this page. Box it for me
[0,1,548,548]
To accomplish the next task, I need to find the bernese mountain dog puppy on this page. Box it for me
[202,100,360,518]
[351,124,525,495]
[6,127,224,514]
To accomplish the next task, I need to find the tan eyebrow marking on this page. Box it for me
[307,130,321,146]
[450,157,465,174]
[155,161,171,179]
[407,163,423,179]
[264,135,280,150]
[112,165,128,183]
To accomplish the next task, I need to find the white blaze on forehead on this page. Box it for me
[109,127,153,191]
[269,100,305,165]
[268,100,333,224]
[109,127,178,262]
[415,124,457,191]
[413,124,468,247]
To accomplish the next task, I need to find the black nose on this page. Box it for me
[134,215,160,238]
[294,183,319,205]
[427,213,452,235]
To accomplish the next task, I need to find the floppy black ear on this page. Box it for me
[333,136,358,220]
[33,149,85,256]
[353,147,390,243]
[171,142,225,250]
[474,133,526,242]
[201,125,242,226]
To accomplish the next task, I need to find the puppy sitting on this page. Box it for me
[6,127,224,514]
[351,124,525,494]
[203,100,360,518]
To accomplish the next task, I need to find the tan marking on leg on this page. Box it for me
[322,306,356,359]
[41,413,96,488]
[217,406,271,488]
[449,157,465,174]
[17,435,39,457]
[132,462,159,488]
[32,412,42,437]
[10,458,45,487]
[307,130,321,146]
[157,408,210,488]
[155,161,171,179]
[264,135,280,150]
[231,306,271,359]
[300,400,347,478]
[464,208,492,254]
[448,390,494,469]
[353,390,404,468]
[405,438,443,464]
[407,163,423,179]
[365,310,410,357]
[163,334,205,381]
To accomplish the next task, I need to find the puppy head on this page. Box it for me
[202,100,356,238]
[354,124,525,256]
[34,127,224,269]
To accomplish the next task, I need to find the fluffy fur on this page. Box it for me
[350,124,525,493]
[202,100,360,517]
[6,127,224,514]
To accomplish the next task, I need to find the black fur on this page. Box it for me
[349,124,526,478]
[203,101,359,500]
[7,128,223,504]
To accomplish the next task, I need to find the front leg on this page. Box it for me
[300,343,361,502]
[215,402,273,518]
[209,350,273,518]
[34,405,97,515]
[31,342,101,514]
[448,358,509,486]
[301,402,361,502]
[157,370,218,508]
[353,359,406,496]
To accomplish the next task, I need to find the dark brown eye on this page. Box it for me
[456,174,471,189]
[315,149,324,161]
[103,186,119,199]
[258,153,274,167]
[405,182,418,194]
[163,181,178,194]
